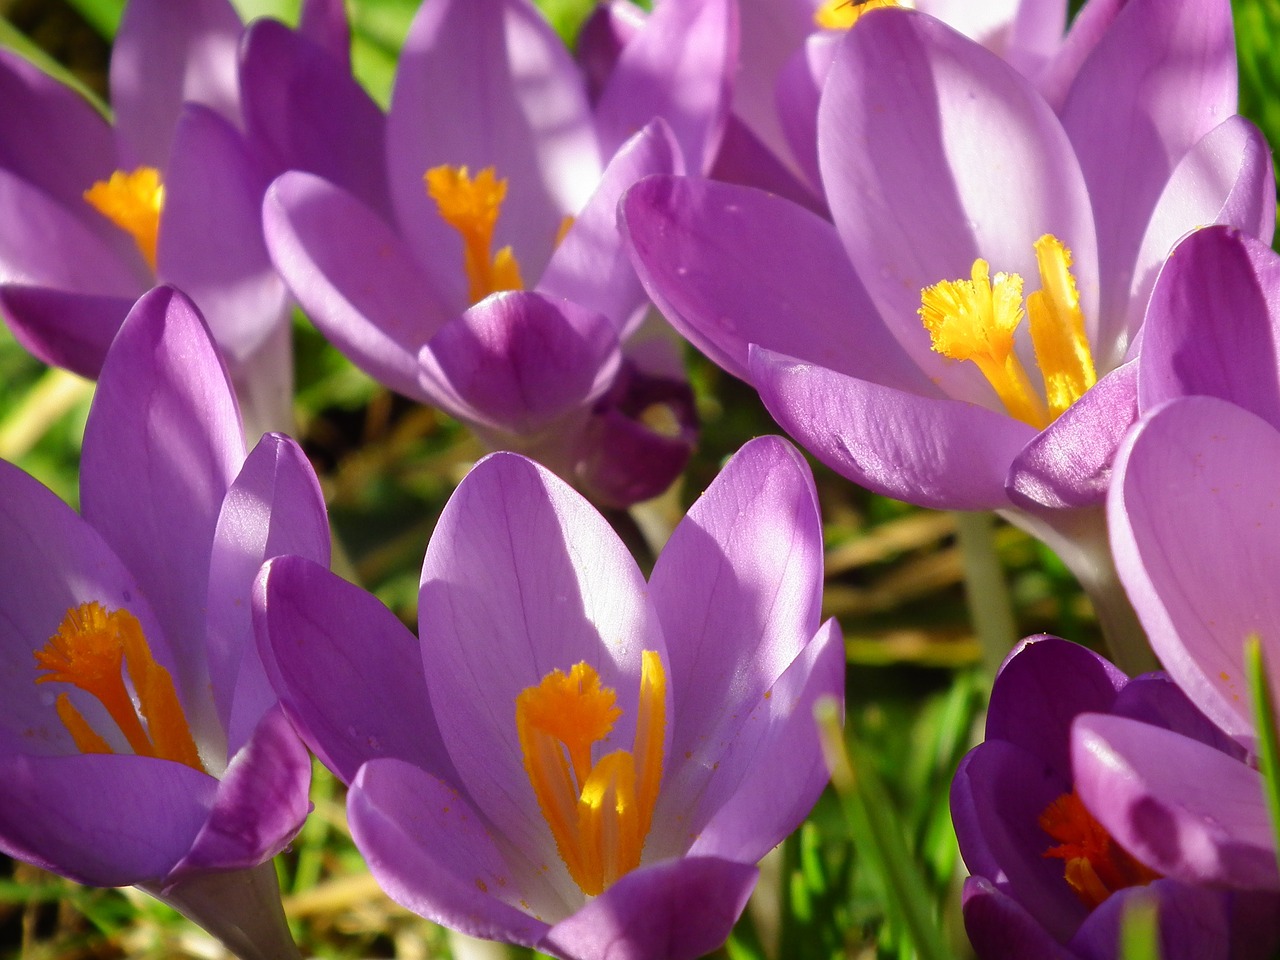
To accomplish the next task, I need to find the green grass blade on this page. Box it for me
[1245,635,1280,865]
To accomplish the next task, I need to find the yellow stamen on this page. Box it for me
[516,653,666,896]
[83,167,164,271]
[1040,789,1160,908]
[813,0,901,30]
[35,602,205,772]
[425,165,525,303]
[1027,235,1097,418]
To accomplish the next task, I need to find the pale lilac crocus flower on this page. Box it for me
[624,2,1273,670]
[264,0,737,506]
[254,436,844,959]
[0,286,329,960]
[0,0,363,436]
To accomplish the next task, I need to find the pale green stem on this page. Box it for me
[953,511,1019,677]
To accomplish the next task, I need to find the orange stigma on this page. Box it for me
[84,167,165,270]
[425,165,525,303]
[1039,789,1159,908]
[35,601,205,772]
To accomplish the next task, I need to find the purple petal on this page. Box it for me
[723,0,808,168]
[0,753,214,886]
[263,171,450,401]
[158,104,288,364]
[575,0,645,103]
[774,33,837,196]
[1034,0,1124,112]
[1006,360,1138,510]
[255,556,457,787]
[205,433,330,754]
[387,0,599,279]
[1069,881,1230,960]
[705,112,825,217]
[1139,227,1280,430]
[417,291,621,436]
[169,705,310,879]
[110,0,244,168]
[348,757,554,943]
[1073,714,1279,889]
[540,121,678,333]
[1113,675,1248,763]
[240,18,390,218]
[594,0,737,174]
[750,345,1036,510]
[960,877,1077,960]
[1060,0,1236,344]
[81,286,245,742]
[540,856,757,960]
[621,175,933,392]
[819,9,1097,401]
[418,452,663,885]
[298,0,352,69]
[0,286,132,378]
[1109,396,1280,741]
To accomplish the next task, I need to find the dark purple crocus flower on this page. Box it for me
[263,0,738,506]
[952,636,1280,959]
[0,287,329,960]
[254,436,844,960]
[624,1,1272,669]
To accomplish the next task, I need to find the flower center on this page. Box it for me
[515,652,666,896]
[813,0,904,30]
[919,234,1097,430]
[425,165,526,303]
[1039,788,1159,908]
[34,601,205,772]
[83,167,165,271]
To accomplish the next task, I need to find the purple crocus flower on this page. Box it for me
[254,435,844,959]
[623,2,1273,668]
[952,636,1280,959]
[0,286,329,960]
[263,0,738,506]
[0,0,364,436]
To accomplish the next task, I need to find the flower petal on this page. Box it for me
[774,33,837,196]
[1068,880,1231,960]
[960,877,1077,960]
[750,345,1035,510]
[0,285,132,378]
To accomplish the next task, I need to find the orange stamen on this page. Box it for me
[1040,789,1160,908]
[83,167,164,270]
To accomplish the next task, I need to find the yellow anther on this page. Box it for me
[35,602,205,772]
[813,0,901,30]
[84,167,164,271]
[1027,235,1097,418]
[425,165,525,303]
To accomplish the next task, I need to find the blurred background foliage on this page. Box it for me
[0,0,1275,957]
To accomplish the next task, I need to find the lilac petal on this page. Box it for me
[81,286,244,741]
[960,877,1077,960]
[159,104,288,364]
[388,0,600,279]
[240,18,390,218]
[0,458,164,757]
[685,617,844,864]
[0,47,117,211]
[622,175,933,392]
[728,0,810,168]
[540,121,677,333]
[1003,0,1068,79]
[169,705,310,879]
[648,436,823,848]
[540,856,757,960]
[950,741,1084,940]
[1034,0,1124,112]
[775,33,838,196]
[298,0,352,69]
[1060,0,1236,344]
[264,171,449,401]
[576,0,645,102]
[109,0,243,168]
[1109,396,1280,740]
[349,757,554,944]
[1073,714,1279,890]
[594,0,736,174]
[0,753,214,886]
[418,452,663,887]
[1120,118,1277,366]
[984,635,1127,777]
[705,112,825,217]
[819,9,1097,401]
[0,286,131,378]
[1139,227,1280,429]
[229,315,294,441]
[0,167,147,293]
[205,433,330,755]
[750,345,1036,510]
[1113,676,1247,764]
[255,556,457,787]
[417,291,621,436]
[1070,881,1230,960]
[1006,360,1138,510]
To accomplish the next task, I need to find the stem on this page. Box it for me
[952,511,1018,677]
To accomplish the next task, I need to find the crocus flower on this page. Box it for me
[263,0,738,506]
[623,1,1273,668]
[0,0,366,436]
[0,286,330,960]
[952,636,1280,959]
[254,435,844,959]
